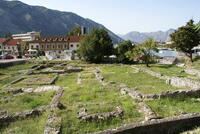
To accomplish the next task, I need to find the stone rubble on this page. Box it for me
[77,107,124,121]
[94,69,107,86]
[120,83,143,100]
[0,106,47,125]
[44,88,63,134]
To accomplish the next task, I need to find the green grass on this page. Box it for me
[101,65,178,94]
[0,111,49,134]
[0,76,18,87]
[57,74,143,134]
[80,73,96,79]
[0,63,35,75]
[0,91,54,113]
[142,64,188,77]
[146,96,200,117]
[55,73,77,88]
[11,74,57,87]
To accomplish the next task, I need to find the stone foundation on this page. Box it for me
[144,88,200,99]
[44,88,63,134]
[92,113,200,134]
[78,107,124,121]
[0,106,47,125]
[166,77,200,88]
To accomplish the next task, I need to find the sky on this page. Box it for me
[17,0,200,35]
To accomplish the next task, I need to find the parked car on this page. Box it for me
[24,53,29,58]
[4,55,14,59]
[0,54,7,59]
[0,55,3,59]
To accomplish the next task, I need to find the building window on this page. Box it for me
[71,44,73,47]
[77,44,79,47]
[12,47,14,50]
[0,46,1,49]
[64,44,67,48]
[8,46,10,49]
[31,45,33,49]
[59,51,61,54]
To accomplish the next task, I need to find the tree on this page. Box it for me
[195,21,200,31]
[126,38,158,67]
[4,32,13,39]
[116,40,134,63]
[170,20,200,62]
[78,29,113,63]
[195,21,200,36]
[68,26,82,36]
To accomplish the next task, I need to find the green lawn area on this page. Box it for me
[142,64,188,77]
[0,63,35,75]
[55,73,77,88]
[0,111,49,134]
[100,65,178,94]
[0,91,54,113]
[11,74,57,88]
[57,69,143,134]
[145,96,200,117]
[0,76,19,88]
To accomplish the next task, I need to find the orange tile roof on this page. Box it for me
[4,39,22,46]
[31,36,82,43]
[0,38,8,43]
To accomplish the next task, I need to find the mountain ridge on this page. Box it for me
[0,0,123,43]
[120,29,175,43]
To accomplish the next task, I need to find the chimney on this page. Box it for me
[81,27,86,35]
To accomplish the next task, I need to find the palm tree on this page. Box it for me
[195,21,200,32]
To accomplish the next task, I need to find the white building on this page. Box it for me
[0,38,22,56]
[192,45,200,55]
[29,36,81,60]
[12,31,40,42]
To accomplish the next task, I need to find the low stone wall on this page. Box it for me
[2,77,25,88]
[38,70,65,74]
[26,75,59,86]
[137,67,167,80]
[94,70,107,85]
[166,77,200,88]
[138,102,160,121]
[77,73,82,85]
[9,77,25,85]
[184,68,200,77]
[34,63,53,71]
[21,86,61,93]
[44,113,62,134]
[66,68,83,73]
[77,107,124,121]
[0,59,26,68]
[0,106,47,125]
[144,88,200,99]
[92,113,200,134]
[0,88,23,94]
[138,67,200,89]
[44,88,63,134]
[120,84,143,100]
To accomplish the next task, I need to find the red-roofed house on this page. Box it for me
[0,38,7,55]
[0,38,22,56]
[29,36,81,60]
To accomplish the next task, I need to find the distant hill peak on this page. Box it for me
[120,29,175,43]
[0,0,123,43]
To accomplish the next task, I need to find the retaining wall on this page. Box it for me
[92,113,200,134]
[0,59,26,68]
